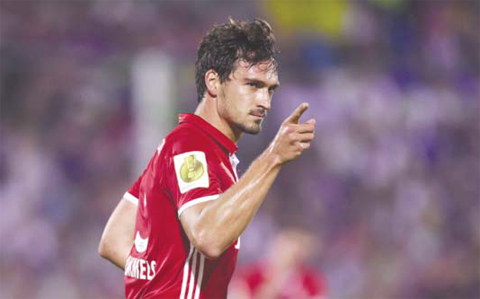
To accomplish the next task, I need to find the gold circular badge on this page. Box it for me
[180,154,204,183]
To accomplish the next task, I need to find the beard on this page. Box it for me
[237,121,262,135]
[234,114,264,135]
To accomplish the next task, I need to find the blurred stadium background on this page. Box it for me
[0,0,479,298]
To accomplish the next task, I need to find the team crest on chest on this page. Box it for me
[173,151,209,194]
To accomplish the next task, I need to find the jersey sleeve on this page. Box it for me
[168,137,223,218]
[123,144,164,206]
[123,174,142,205]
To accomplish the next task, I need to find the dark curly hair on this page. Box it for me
[195,18,278,103]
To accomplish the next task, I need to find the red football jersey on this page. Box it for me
[123,114,240,299]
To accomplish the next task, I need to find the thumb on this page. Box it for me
[284,103,309,124]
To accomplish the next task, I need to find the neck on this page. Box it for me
[195,97,242,143]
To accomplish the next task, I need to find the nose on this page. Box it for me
[258,88,272,111]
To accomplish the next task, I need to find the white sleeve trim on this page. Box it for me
[123,192,139,206]
[178,194,220,218]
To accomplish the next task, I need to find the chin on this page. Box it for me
[242,123,262,135]
[234,118,263,135]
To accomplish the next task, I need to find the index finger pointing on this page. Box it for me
[284,103,309,124]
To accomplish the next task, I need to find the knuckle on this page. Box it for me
[300,133,313,142]
[289,132,298,141]
[279,126,290,135]
[286,125,296,132]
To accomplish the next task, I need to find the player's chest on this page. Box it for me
[212,153,239,190]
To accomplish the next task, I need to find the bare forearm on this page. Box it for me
[196,151,281,253]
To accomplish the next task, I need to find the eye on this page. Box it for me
[247,82,257,88]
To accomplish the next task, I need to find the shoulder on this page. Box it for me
[163,123,216,156]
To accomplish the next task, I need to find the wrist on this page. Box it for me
[260,146,282,169]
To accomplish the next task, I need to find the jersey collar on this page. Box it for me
[178,113,238,155]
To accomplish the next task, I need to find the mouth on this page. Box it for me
[249,110,266,119]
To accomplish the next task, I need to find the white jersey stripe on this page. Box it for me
[187,250,198,299]
[123,192,139,205]
[180,245,194,299]
[194,254,205,299]
[177,194,220,218]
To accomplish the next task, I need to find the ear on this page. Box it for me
[205,69,220,98]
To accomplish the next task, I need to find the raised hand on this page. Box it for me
[267,103,316,165]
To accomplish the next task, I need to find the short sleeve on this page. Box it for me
[169,143,223,218]
[123,145,164,206]
[123,175,142,205]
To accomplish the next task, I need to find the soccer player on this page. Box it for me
[99,18,316,299]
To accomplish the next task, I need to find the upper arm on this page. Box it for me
[169,146,224,257]
[166,133,230,257]
[100,169,143,249]
[179,200,221,259]
[99,172,142,250]
[171,151,221,242]
[179,201,207,247]
[168,140,223,219]
[99,197,137,257]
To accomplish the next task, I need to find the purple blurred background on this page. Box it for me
[0,1,479,298]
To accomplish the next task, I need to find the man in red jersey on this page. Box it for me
[99,18,316,299]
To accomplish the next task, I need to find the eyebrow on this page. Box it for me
[245,78,280,90]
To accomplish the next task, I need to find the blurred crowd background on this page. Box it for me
[1,0,479,298]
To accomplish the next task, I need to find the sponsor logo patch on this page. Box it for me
[173,151,209,194]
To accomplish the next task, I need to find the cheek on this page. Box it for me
[240,87,261,106]
[220,86,241,115]
[227,86,249,106]
[229,85,249,103]
[223,85,258,117]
